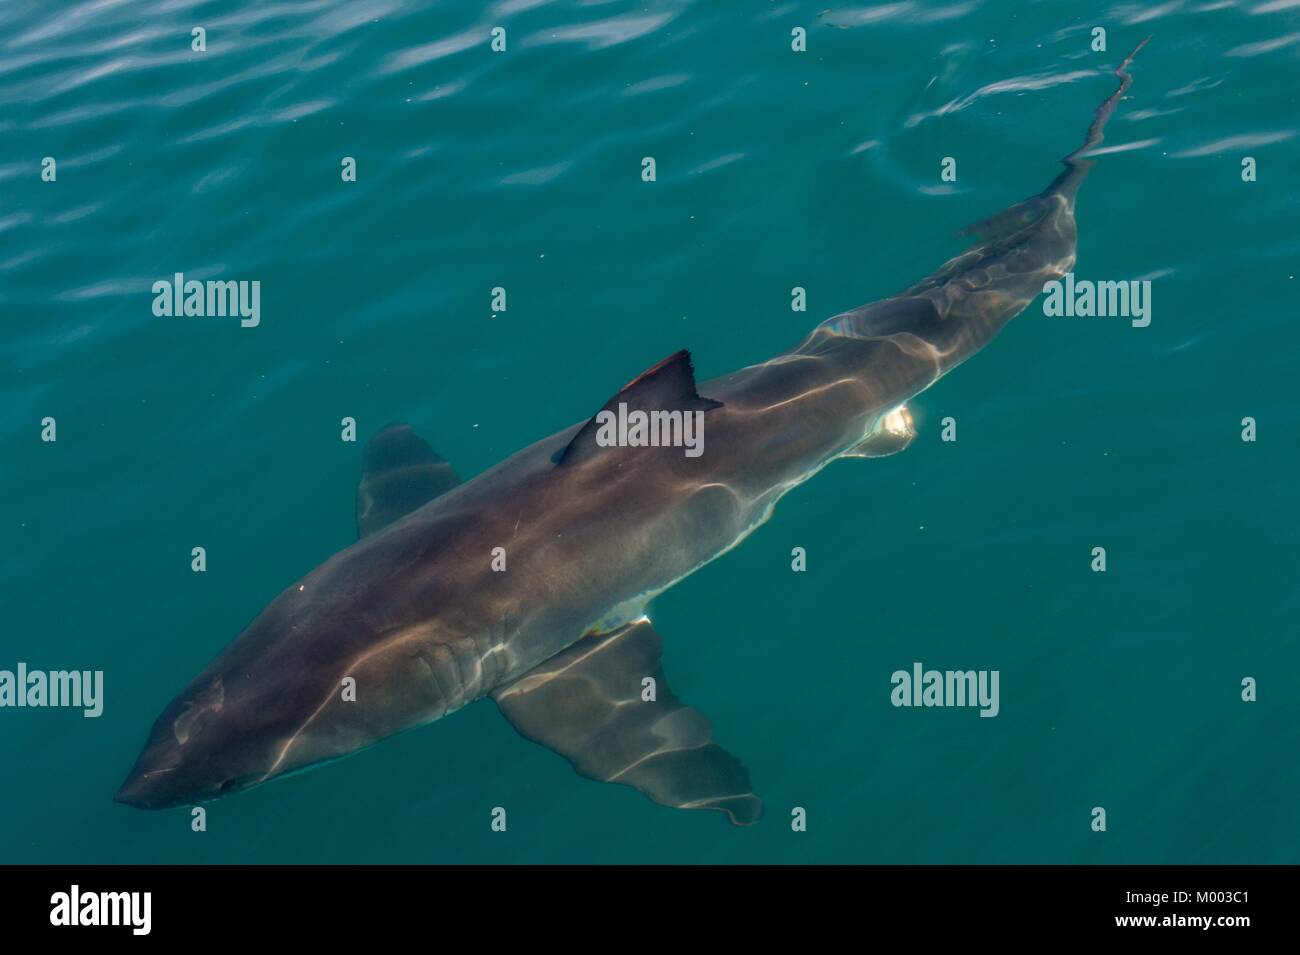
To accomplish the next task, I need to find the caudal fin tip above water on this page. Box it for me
[1057,36,1152,170]
[956,37,1151,240]
[951,39,1151,242]
[1126,35,1154,67]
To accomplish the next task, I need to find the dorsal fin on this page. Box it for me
[356,423,462,537]
[554,349,723,466]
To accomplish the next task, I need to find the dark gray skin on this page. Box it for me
[117,44,1145,812]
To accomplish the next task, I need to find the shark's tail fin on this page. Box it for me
[956,38,1149,242]
[1044,36,1151,202]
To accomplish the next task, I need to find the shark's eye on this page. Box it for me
[219,775,253,793]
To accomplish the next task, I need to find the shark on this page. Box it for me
[117,42,1147,824]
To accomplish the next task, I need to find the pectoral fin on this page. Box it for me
[356,423,462,537]
[493,620,762,826]
[842,404,916,458]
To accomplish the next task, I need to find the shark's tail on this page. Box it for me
[956,38,1149,241]
[1045,36,1151,202]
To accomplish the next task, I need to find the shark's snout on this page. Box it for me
[115,735,265,809]
[114,767,185,809]
[114,730,235,809]
[115,673,272,810]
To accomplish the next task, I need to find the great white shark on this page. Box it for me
[117,43,1147,823]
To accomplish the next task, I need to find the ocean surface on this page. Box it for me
[2,0,1297,864]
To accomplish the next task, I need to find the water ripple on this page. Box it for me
[1174,130,1297,156]
[624,74,689,97]
[1113,0,1187,25]
[1080,137,1163,157]
[501,161,571,186]
[526,12,676,51]
[905,70,1095,129]
[1224,32,1300,56]
[382,30,481,73]
[1251,0,1300,12]
[689,152,746,176]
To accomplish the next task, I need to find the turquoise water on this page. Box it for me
[2,0,1298,864]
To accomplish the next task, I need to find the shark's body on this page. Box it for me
[118,45,1145,822]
